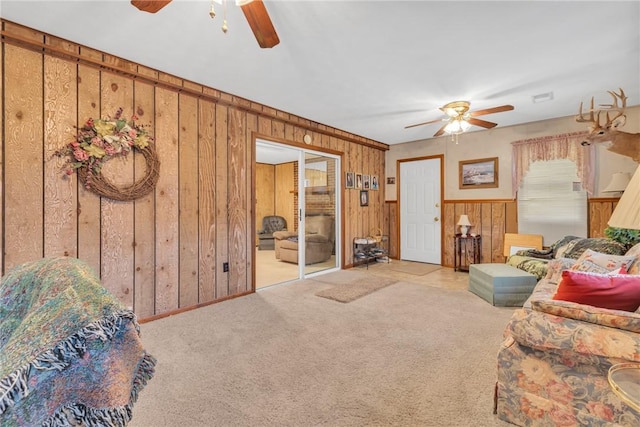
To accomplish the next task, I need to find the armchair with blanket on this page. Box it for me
[0,257,155,426]
[273,215,335,265]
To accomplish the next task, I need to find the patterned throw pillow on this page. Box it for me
[570,259,613,274]
[553,270,640,312]
[574,248,636,271]
[561,238,627,259]
[544,258,577,283]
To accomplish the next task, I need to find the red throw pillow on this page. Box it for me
[553,270,640,312]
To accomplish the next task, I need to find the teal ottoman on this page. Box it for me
[468,263,538,307]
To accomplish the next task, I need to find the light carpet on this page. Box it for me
[130,271,515,427]
[388,261,442,276]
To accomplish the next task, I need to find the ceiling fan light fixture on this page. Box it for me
[441,101,470,118]
[444,118,470,135]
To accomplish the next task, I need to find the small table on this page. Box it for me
[608,363,640,411]
[454,234,481,272]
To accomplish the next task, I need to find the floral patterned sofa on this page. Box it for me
[496,240,640,426]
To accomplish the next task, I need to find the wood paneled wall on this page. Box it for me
[1,20,387,320]
[385,198,621,267]
[589,198,619,238]
[256,163,276,237]
[442,200,518,265]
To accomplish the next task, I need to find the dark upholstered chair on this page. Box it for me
[258,216,287,250]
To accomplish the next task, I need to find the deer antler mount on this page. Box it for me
[577,88,640,163]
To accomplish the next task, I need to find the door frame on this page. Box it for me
[396,155,444,264]
[253,135,343,289]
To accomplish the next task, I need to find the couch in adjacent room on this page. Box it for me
[273,215,335,265]
[495,241,640,426]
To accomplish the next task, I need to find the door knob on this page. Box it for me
[435,203,440,207]
[434,217,439,222]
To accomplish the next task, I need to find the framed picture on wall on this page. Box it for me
[363,174,370,189]
[371,175,379,190]
[356,174,362,189]
[346,171,354,188]
[360,190,369,206]
[459,157,499,189]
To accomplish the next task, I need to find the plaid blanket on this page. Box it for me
[0,257,156,426]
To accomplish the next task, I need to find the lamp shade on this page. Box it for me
[457,215,472,226]
[608,166,640,230]
[603,172,631,193]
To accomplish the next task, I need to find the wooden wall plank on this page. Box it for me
[589,199,616,238]
[133,80,157,318]
[272,120,285,139]
[505,201,518,233]
[178,94,200,307]
[199,99,216,302]
[256,163,276,232]
[4,45,44,269]
[246,112,257,288]
[275,163,295,232]
[490,203,506,262]
[258,115,271,135]
[215,104,229,298]
[100,73,135,308]
[228,108,248,294]
[480,203,493,263]
[154,87,180,313]
[76,64,102,275]
[442,202,456,267]
[44,56,77,258]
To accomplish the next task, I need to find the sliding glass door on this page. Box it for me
[302,152,339,276]
[255,141,340,288]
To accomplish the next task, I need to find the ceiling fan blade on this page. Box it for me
[469,105,514,117]
[433,124,448,137]
[404,118,443,129]
[467,117,498,129]
[130,0,172,13]
[240,0,280,48]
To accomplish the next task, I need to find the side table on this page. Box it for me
[454,233,481,272]
[609,363,640,412]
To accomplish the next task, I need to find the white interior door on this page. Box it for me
[400,158,442,264]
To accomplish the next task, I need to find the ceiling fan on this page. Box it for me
[130,0,280,48]
[405,101,515,137]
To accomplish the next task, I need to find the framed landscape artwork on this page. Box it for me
[459,157,499,189]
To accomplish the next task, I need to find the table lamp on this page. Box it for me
[457,215,472,237]
[603,172,631,197]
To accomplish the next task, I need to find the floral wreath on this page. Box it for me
[56,108,159,201]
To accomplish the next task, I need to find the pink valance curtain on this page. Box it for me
[511,131,595,198]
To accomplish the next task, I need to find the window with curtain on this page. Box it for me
[517,159,587,245]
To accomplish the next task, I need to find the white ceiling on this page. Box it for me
[2,1,639,146]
